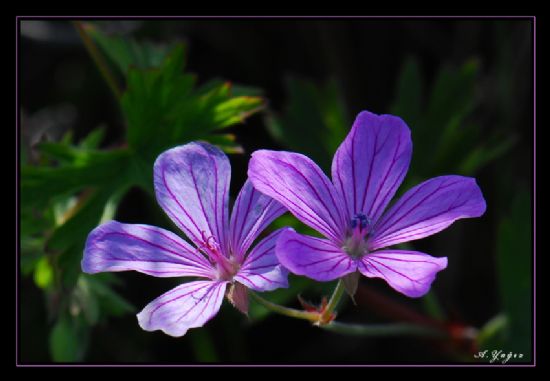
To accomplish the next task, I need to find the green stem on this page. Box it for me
[249,292,319,322]
[320,279,345,323]
[73,21,122,99]
[321,321,448,338]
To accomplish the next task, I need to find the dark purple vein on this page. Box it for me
[368,134,404,220]
[374,178,464,237]
[160,168,204,246]
[137,226,212,269]
[255,178,337,241]
[375,195,469,242]
[367,257,420,284]
[148,282,212,324]
[100,232,210,270]
[360,126,380,215]
[270,157,343,236]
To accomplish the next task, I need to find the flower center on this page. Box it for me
[199,231,239,281]
[217,255,240,281]
[342,213,372,258]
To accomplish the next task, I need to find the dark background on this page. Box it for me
[19,18,533,363]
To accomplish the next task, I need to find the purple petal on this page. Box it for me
[234,228,290,291]
[154,142,231,254]
[82,221,215,279]
[229,180,286,260]
[358,250,447,298]
[368,175,487,251]
[248,150,347,243]
[137,280,227,337]
[332,111,412,223]
[275,229,356,282]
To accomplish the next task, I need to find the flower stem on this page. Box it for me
[72,21,122,99]
[320,321,448,338]
[249,291,319,322]
[319,279,346,324]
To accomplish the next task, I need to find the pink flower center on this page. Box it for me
[343,213,372,257]
[199,231,240,281]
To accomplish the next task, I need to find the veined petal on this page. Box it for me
[234,228,290,291]
[229,180,286,260]
[154,142,231,253]
[358,250,447,298]
[332,111,412,223]
[368,175,487,250]
[275,229,356,282]
[82,221,215,279]
[249,150,347,243]
[137,280,227,337]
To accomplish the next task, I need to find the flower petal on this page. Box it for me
[137,280,227,337]
[229,180,286,260]
[234,228,290,291]
[275,229,356,282]
[368,175,487,250]
[358,250,447,298]
[82,221,215,278]
[154,142,231,253]
[332,111,412,223]
[249,150,346,243]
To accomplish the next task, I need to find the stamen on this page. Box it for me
[350,213,372,235]
[344,213,372,258]
[198,230,237,280]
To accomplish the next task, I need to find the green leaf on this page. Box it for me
[495,190,532,361]
[20,245,44,276]
[87,22,175,77]
[197,79,264,97]
[48,182,131,291]
[33,256,54,289]
[121,45,195,152]
[73,276,100,325]
[86,275,135,317]
[391,57,423,127]
[425,59,479,129]
[22,148,131,208]
[121,45,263,158]
[79,127,106,149]
[46,184,126,253]
[53,196,78,226]
[458,136,516,175]
[477,314,508,349]
[21,204,54,238]
[49,317,85,362]
[211,95,264,129]
[58,245,83,290]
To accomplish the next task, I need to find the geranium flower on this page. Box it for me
[82,142,288,337]
[248,111,486,298]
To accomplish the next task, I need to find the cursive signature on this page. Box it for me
[474,349,524,364]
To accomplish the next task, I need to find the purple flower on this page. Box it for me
[248,111,486,298]
[82,142,288,337]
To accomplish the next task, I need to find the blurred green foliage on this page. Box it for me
[495,191,532,360]
[390,57,516,185]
